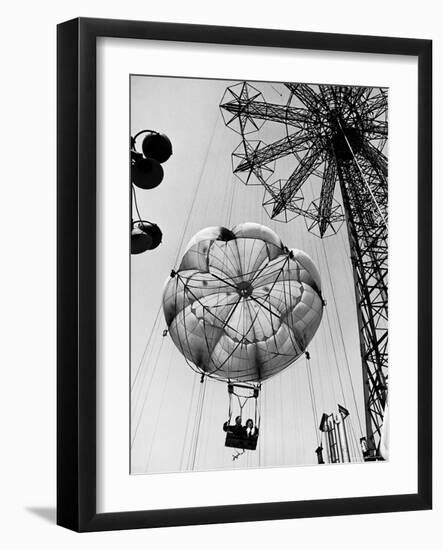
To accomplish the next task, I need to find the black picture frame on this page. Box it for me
[57,17,432,532]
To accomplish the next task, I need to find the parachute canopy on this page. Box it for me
[163,222,323,383]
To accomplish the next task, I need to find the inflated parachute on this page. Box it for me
[162,222,324,384]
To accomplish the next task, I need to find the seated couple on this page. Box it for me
[223,416,258,438]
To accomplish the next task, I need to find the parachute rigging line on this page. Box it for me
[323,281,347,406]
[188,378,207,471]
[172,255,295,382]
[171,272,220,380]
[172,111,220,268]
[320,239,364,435]
[174,277,247,378]
[307,223,348,409]
[254,393,260,429]
[163,222,324,468]
[132,111,218,458]
[279,373,286,463]
[132,328,164,418]
[131,336,166,448]
[306,354,321,447]
[131,304,163,391]
[143,351,174,472]
[228,388,259,425]
[179,374,198,470]
[258,392,264,467]
[295,210,329,448]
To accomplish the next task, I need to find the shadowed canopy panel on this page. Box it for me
[163,222,323,383]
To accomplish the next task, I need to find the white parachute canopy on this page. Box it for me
[163,222,324,383]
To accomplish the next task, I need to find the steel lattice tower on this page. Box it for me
[220,82,388,456]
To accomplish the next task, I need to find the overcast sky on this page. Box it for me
[130,75,368,475]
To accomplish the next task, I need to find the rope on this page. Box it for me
[258,392,263,467]
[188,379,207,470]
[337,119,387,226]
[132,102,247,472]
[131,305,163,391]
[132,110,218,458]
[172,111,220,268]
[179,375,198,470]
[306,355,320,446]
[321,240,364,435]
[325,302,347,405]
[131,337,165,448]
[175,254,289,381]
[279,373,285,463]
[309,232,347,409]
[143,351,174,471]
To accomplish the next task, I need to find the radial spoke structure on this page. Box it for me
[220,81,389,455]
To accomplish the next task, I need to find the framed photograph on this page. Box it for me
[57,17,432,532]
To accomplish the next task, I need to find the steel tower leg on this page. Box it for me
[336,160,388,455]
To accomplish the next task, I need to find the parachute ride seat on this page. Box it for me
[224,432,258,451]
[224,382,260,451]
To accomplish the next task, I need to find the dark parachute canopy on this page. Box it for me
[131,221,163,253]
[163,222,323,383]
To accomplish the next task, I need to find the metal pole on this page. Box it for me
[328,416,339,463]
[336,411,351,463]
[340,412,351,463]
[334,413,344,463]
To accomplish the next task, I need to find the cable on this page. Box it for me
[131,337,165,448]
[309,229,347,409]
[306,355,320,447]
[337,119,387,226]
[131,184,143,222]
[172,111,220,268]
[320,240,364,435]
[188,379,207,471]
[179,375,198,471]
[131,305,163,391]
[143,351,174,472]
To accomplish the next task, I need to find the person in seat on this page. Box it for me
[223,415,244,437]
[244,418,258,438]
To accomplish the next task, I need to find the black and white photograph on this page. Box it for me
[130,75,388,474]
[0,1,436,545]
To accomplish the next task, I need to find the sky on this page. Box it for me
[130,75,369,474]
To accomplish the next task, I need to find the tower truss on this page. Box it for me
[220,82,388,456]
